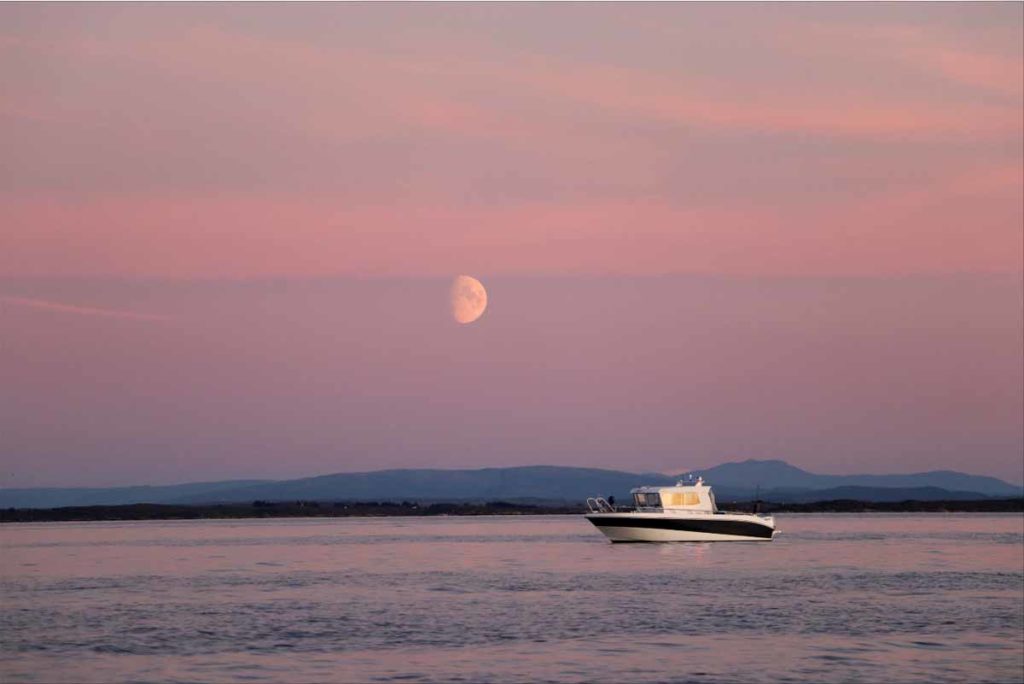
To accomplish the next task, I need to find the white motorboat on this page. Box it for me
[585,477,778,542]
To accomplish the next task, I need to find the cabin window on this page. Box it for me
[665,491,701,506]
[634,492,662,507]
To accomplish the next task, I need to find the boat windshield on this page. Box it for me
[634,492,662,509]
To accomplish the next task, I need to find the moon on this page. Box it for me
[451,275,487,324]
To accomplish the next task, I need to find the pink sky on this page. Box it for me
[2,3,1021,279]
[0,4,1021,486]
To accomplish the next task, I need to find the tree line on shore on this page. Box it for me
[1,497,1021,522]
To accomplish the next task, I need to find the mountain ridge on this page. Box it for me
[1,460,1020,509]
[690,459,1021,495]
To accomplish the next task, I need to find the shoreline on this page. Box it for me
[2,498,1021,523]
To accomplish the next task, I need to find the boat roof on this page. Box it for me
[631,480,711,494]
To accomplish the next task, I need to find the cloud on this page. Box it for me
[788,20,1023,101]
[0,5,1019,279]
[0,295,169,321]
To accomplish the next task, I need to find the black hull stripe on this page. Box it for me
[587,516,774,539]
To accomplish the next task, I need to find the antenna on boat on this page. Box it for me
[754,484,762,515]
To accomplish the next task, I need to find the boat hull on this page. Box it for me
[585,513,776,542]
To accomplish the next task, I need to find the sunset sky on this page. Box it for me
[2,4,1022,486]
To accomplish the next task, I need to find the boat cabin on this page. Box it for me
[631,477,717,514]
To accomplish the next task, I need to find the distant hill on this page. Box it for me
[1,460,1020,509]
[168,466,672,506]
[689,459,1022,498]
[0,480,271,509]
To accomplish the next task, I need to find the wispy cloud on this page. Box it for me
[0,5,1019,279]
[0,295,169,321]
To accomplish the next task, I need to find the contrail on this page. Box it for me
[0,295,169,322]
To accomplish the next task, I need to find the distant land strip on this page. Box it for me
[2,498,1022,523]
[5,461,1021,509]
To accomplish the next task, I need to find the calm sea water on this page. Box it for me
[1,514,1022,683]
